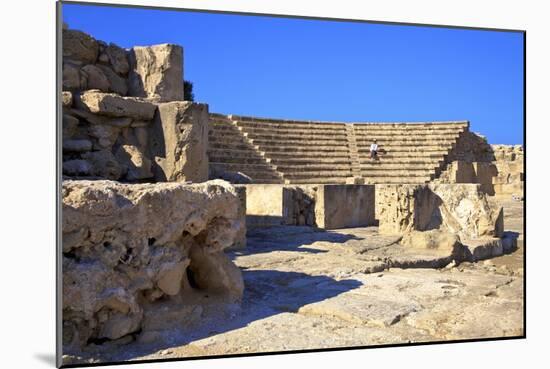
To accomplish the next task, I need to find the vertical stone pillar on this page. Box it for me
[228,185,247,250]
[128,44,184,102]
[150,101,209,182]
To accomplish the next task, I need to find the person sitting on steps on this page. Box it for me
[370,139,379,160]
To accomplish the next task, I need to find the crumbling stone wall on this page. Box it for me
[436,139,524,198]
[244,184,375,229]
[62,180,244,350]
[284,186,318,226]
[376,183,503,239]
[491,145,524,198]
[446,130,495,163]
[62,26,207,183]
[61,27,237,356]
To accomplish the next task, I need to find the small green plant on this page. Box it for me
[184,80,195,101]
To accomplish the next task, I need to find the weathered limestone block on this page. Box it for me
[114,144,153,181]
[105,43,130,75]
[286,185,317,226]
[376,184,418,234]
[62,160,92,176]
[62,179,244,348]
[128,44,184,102]
[243,184,293,227]
[81,150,122,180]
[62,91,73,107]
[314,184,375,229]
[400,229,463,261]
[87,123,120,150]
[63,139,92,153]
[401,229,460,252]
[228,185,247,250]
[76,90,157,120]
[429,184,503,239]
[150,101,209,182]
[449,131,494,162]
[62,63,83,90]
[81,64,110,92]
[62,114,79,139]
[376,184,503,239]
[96,64,128,96]
[63,29,99,64]
[490,145,524,198]
[474,162,498,195]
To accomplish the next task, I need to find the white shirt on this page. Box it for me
[370,143,378,151]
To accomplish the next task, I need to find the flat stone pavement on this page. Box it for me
[70,198,524,364]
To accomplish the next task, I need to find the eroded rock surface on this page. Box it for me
[76,90,157,120]
[128,44,184,102]
[376,184,503,239]
[150,101,209,182]
[63,199,523,365]
[62,180,245,354]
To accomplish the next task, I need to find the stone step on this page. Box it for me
[210,162,278,173]
[354,122,468,129]
[362,176,432,184]
[208,134,245,143]
[267,153,352,161]
[356,139,456,146]
[210,119,236,127]
[209,126,238,134]
[357,145,451,151]
[251,139,350,147]
[262,145,351,153]
[360,169,433,176]
[359,156,446,163]
[208,155,267,165]
[244,132,348,141]
[235,120,347,130]
[209,135,249,143]
[353,127,466,134]
[360,158,442,165]
[270,157,353,165]
[285,177,350,184]
[284,170,353,179]
[239,126,350,136]
[354,128,462,134]
[354,135,460,142]
[275,164,353,172]
[233,115,347,126]
[360,163,439,170]
[210,142,259,151]
[207,148,265,159]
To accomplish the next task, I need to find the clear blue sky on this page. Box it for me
[62,3,524,144]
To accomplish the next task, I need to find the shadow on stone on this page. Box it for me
[234,226,364,257]
[77,270,362,362]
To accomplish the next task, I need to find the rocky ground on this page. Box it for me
[65,198,524,364]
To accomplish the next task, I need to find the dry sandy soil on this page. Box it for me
[65,198,524,364]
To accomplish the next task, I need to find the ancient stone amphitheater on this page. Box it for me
[60,25,524,365]
[208,113,470,184]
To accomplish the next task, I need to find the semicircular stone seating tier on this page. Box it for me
[207,113,469,184]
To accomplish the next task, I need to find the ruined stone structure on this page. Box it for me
[62,27,208,184]
[207,114,524,197]
[62,180,244,351]
[60,26,523,363]
[208,114,470,184]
